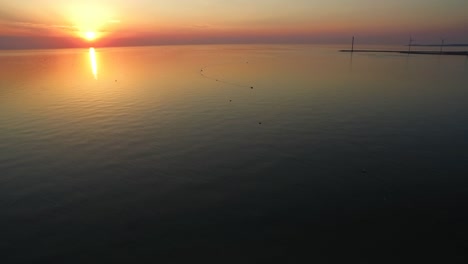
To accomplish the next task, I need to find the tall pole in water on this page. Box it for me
[351,36,355,52]
[440,38,445,54]
[408,36,413,53]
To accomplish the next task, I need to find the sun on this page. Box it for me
[84,31,97,41]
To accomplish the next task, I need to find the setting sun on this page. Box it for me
[84,31,97,41]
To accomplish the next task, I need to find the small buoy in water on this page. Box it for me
[229,100,232,102]
[258,122,262,125]
[250,86,253,89]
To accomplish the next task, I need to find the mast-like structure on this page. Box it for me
[440,38,445,54]
[408,36,414,53]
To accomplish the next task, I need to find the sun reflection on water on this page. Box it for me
[89,47,97,79]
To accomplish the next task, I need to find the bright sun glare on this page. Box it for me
[84,31,97,41]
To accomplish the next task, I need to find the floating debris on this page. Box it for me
[201,63,254,88]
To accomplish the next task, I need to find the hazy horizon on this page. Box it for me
[1,0,467,49]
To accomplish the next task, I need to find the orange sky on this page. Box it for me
[0,0,467,49]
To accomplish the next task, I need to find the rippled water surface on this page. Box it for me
[1,45,468,263]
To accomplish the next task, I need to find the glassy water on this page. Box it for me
[1,45,468,263]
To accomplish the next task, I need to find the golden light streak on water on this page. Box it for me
[89,47,97,79]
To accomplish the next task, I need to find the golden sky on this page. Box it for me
[0,0,467,48]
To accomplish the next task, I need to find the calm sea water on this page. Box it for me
[1,45,468,263]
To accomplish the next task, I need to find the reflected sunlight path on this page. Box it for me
[89,47,98,79]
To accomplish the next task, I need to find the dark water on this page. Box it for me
[1,45,468,263]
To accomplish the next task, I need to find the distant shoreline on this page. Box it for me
[410,44,468,47]
[340,50,468,56]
